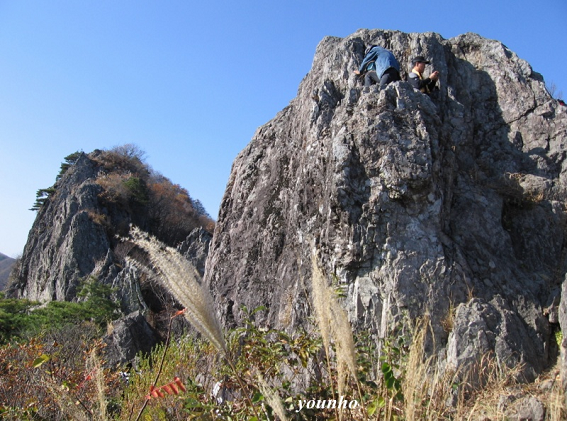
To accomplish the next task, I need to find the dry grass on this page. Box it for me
[395,314,567,421]
[255,372,288,421]
[86,350,107,421]
[126,227,226,355]
[311,252,359,419]
[462,362,565,421]
[402,316,468,421]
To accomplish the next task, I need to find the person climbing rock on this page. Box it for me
[408,56,439,94]
[354,45,401,91]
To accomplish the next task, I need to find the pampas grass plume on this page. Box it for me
[311,252,358,397]
[126,227,226,355]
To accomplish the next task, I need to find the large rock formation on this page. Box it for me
[205,29,567,382]
[7,152,114,302]
[8,149,212,307]
[6,148,213,364]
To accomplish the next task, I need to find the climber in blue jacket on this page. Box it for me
[354,45,401,90]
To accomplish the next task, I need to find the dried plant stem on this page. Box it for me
[133,310,175,421]
[126,227,261,419]
[311,251,359,420]
[126,227,226,355]
[256,372,288,421]
[85,350,107,421]
[310,253,337,402]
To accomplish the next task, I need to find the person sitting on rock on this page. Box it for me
[354,45,401,91]
[408,56,439,94]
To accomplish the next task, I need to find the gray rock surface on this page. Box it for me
[498,394,546,421]
[103,310,158,367]
[6,150,212,364]
[178,226,213,276]
[0,253,16,291]
[205,29,567,381]
[7,153,112,302]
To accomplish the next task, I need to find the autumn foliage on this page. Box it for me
[146,377,187,399]
[90,144,214,244]
[0,324,123,421]
[31,144,214,246]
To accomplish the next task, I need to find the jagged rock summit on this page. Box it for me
[205,29,567,382]
[8,148,213,308]
[6,147,214,363]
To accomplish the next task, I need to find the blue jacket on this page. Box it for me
[358,46,400,78]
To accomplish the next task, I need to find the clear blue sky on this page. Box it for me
[1,0,565,258]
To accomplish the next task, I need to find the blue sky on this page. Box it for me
[0,0,565,258]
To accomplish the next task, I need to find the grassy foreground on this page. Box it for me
[1,229,565,420]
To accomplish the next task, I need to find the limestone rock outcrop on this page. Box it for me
[7,153,114,302]
[205,29,567,381]
[103,310,158,367]
[7,149,212,311]
[6,149,213,365]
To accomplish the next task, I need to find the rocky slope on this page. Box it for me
[205,29,567,383]
[0,253,16,291]
[7,149,212,305]
[6,148,213,363]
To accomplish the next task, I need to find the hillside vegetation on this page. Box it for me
[0,237,564,420]
[32,144,213,246]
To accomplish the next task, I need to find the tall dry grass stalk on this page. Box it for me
[403,316,431,421]
[547,377,566,420]
[86,350,107,421]
[311,253,332,361]
[311,253,358,400]
[126,227,226,355]
[402,315,462,420]
[256,372,288,421]
[127,228,265,419]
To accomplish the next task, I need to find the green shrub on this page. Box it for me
[123,176,149,205]
[0,293,40,343]
[0,278,120,343]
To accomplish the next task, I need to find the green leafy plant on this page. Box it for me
[0,278,119,343]
[30,187,56,211]
[123,176,149,205]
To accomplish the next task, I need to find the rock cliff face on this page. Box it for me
[7,149,212,325]
[8,152,114,302]
[0,253,16,291]
[205,29,567,381]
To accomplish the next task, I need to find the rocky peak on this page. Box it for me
[7,152,111,302]
[7,148,213,312]
[205,29,567,382]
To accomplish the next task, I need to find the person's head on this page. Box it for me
[412,55,430,72]
[365,44,377,55]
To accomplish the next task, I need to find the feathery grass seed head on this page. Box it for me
[126,227,226,354]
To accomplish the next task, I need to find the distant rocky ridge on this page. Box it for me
[0,253,16,291]
[204,29,567,384]
[5,148,213,364]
